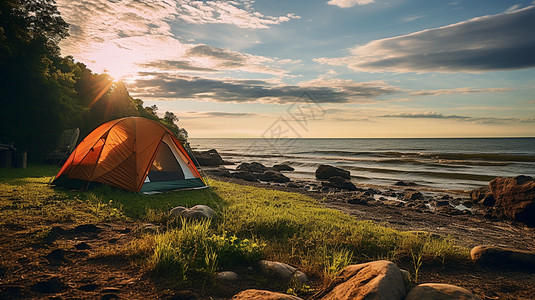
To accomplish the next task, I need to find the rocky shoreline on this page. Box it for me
[194,149,535,233]
[193,149,535,299]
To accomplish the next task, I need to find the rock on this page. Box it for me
[399,269,411,292]
[462,200,474,208]
[470,186,491,202]
[232,289,303,300]
[405,283,479,300]
[287,182,301,188]
[258,171,290,183]
[31,277,68,294]
[205,168,232,178]
[74,224,101,234]
[470,245,535,269]
[232,171,258,182]
[273,164,295,172]
[480,194,496,207]
[170,206,188,217]
[327,176,357,191]
[315,165,350,180]
[259,260,309,285]
[216,271,239,281]
[470,186,495,206]
[74,242,91,250]
[101,294,120,300]
[43,226,67,243]
[237,162,268,173]
[172,205,216,220]
[347,197,369,205]
[435,200,450,207]
[318,260,406,300]
[488,175,535,226]
[395,181,416,186]
[45,249,68,264]
[192,149,225,166]
[403,189,424,201]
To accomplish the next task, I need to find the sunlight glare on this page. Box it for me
[87,42,142,81]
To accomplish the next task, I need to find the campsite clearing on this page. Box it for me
[1,166,534,299]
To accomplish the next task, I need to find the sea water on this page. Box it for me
[189,138,535,192]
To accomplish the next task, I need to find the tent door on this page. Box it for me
[147,141,185,182]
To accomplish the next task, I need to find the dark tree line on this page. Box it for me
[0,0,186,162]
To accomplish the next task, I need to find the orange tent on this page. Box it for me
[52,117,206,192]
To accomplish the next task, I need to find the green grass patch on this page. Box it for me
[0,166,469,293]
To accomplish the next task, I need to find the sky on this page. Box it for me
[56,0,535,138]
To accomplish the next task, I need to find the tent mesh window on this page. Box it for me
[147,142,185,182]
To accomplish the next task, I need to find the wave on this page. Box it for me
[295,150,535,163]
[342,165,497,182]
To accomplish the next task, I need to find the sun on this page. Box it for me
[86,42,141,81]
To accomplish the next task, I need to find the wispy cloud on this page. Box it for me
[409,87,511,96]
[57,0,299,76]
[376,112,535,124]
[139,60,217,72]
[316,5,535,73]
[183,111,259,118]
[128,73,401,104]
[327,0,374,8]
[403,15,424,22]
[176,0,300,28]
[139,44,289,75]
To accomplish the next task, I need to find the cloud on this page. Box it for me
[183,111,259,118]
[316,5,535,73]
[376,112,535,124]
[128,73,401,104]
[140,60,217,72]
[138,44,288,75]
[409,87,511,96]
[327,0,374,8]
[403,15,424,22]
[176,0,300,28]
[56,0,295,76]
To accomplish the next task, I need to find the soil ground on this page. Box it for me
[1,175,534,299]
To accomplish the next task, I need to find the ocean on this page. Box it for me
[189,138,535,192]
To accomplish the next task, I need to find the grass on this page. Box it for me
[0,165,469,296]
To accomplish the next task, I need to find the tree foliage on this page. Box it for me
[0,0,189,162]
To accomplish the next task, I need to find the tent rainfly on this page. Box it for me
[52,117,206,193]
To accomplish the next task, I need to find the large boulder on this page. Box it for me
[171,205,216,220]
[258,171,291,183]
[237,162,268,173]
[232,171,258,182]
[318,260,406,300]
[193,149,225,166]
[488,175,535,226]
[328,176,357,191]
[315,165,350,180]
[205,168,232,178]
[273,164,295,172]
[232,289,303,300]
[405,283,479,300]
[469,186,495,206]
[470,245,535,269]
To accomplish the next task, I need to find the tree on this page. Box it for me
[164,111,178,124]
[0,0,77,160]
